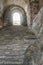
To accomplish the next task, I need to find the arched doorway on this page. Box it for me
[3,5,27,26]
[12,12,21,25]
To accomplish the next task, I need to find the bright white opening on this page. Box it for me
[13,12,21,25]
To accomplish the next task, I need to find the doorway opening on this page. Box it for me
[3,5,27,26]
[12,12,21,25]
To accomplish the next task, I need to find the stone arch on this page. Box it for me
[3,5,27,26]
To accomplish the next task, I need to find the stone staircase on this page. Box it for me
[0,26,36,65]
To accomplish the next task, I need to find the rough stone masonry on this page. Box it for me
[0,26,36,65]
[24,7,43,65]
[0,0,43,65]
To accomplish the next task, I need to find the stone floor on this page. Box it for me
[0,26,42,65]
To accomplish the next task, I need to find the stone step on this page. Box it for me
[0,26,36,64]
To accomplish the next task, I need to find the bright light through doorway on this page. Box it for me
[13,12,21,25]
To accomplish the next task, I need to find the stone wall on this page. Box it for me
[32,7,43,37]
[0,0,30,28]
[0,0,43,28]
[0,0,4,17]
[39,0,43,8]
[29,0,39,25]
[4,0,31,27]
[0,0,4,28]
[4,0,29,12]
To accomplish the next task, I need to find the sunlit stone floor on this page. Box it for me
[0,26,39,65]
